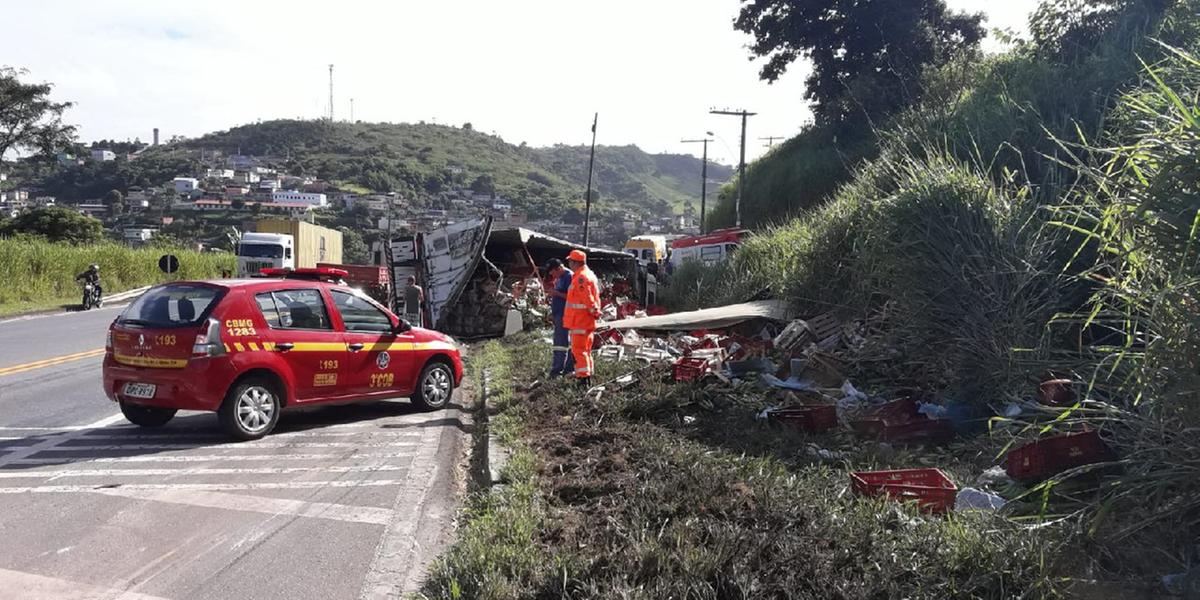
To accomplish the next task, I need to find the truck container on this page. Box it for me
[236,219,343,276]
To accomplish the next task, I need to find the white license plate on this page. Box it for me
[123,383,157,399]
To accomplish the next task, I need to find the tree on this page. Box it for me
[462,122,473,131]
[230,197,246,210]
[340,227,370,264]
[0,67,76,161]
[2,206,103,244]
[103,189,125,216]
[1030,0,1174,59]
[734,0,984,125]
[470,174,495,196]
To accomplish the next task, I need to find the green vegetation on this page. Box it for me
[0,238,234,314]
[424,339,1067,599]
[666,0,1200,586]
[1,206,105,244]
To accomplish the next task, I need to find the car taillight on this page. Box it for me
[192,318,226,357]
[106,330,113,351]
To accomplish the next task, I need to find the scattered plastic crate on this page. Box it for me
[850,416,955,444]
[1005,429,1116,483]
[672,357,712,382]
[595,329,624,346]
[851,468,959,513]
[768,406,838,433]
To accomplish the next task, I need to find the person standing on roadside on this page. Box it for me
[403,275,424,327]
[544,259,576,378]
[562,249,601,386]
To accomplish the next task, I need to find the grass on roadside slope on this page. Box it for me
[0,238,235,315]
[423,338,1071,600]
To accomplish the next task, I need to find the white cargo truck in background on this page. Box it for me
[236,219,343,276]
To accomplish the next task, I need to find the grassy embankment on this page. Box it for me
[422,338,1077,599]
[0,238,235,316]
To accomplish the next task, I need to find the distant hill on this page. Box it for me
[177,120,732,220]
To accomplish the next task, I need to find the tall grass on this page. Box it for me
[0,238,234,307]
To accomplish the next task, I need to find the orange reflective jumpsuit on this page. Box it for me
[562,264,601,379]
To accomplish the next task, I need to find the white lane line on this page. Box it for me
[0,566,169,600]
[92,488,394,526]
[9,452,421,465]
[361,412,447,599]
[50,441,422,451]
[0,414,126,469]
[0,426,96,432]
[74,429,423,440]
[0,464,408,479]
[0,479,403,493]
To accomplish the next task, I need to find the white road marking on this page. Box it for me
[0,464,407,479]
[9,452,421,465]
[75,429,422,440]
[50,441,422,451]
[0,566,169,599]
[361,411,447,599]
[92,488,395,525]
[0,479,403,493]
[0,414,126,469]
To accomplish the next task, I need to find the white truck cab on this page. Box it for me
[237,232,294,276]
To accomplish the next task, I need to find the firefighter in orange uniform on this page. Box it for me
[562,249,601,386]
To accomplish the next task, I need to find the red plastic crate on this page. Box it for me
[769,406,838,433]
[851,468,959,513]
[595,329,624,346]
[1005,429,1116,483]
[672,357,711,382]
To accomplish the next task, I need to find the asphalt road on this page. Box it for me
[0,307,467,600]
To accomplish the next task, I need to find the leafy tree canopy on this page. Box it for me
[0,67,76,161]
[735,0,984,124]
[2,206,103,244]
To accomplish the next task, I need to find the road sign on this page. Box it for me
[158,254,179,274]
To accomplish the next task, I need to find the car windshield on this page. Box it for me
[118,285,222,328]
[238,243,284,258]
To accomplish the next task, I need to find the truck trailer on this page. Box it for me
[236,219,343,276]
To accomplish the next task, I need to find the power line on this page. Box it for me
[710,108,756,228]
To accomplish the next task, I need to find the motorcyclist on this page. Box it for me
[75,264,102,303]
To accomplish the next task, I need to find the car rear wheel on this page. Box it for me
[411,361,453,411]
[120,402,176,427]
[219,377,281,441]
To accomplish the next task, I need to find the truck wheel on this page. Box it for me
[120,402,176,427]
[219,377,281,441]
[411,361,453,411]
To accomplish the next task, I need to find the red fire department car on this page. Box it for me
[102,268,463,440]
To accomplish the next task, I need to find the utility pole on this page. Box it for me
[711,108,756,228]
[681,134,713,233]
[759,136,785,148]
[328,64,334,122]
[350,98,354,123]
[582,112,598,247]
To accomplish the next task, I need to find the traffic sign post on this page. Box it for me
[158,254,179,276]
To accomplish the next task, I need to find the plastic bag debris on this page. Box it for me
[955,487,1007,511]
[917,402,949,420]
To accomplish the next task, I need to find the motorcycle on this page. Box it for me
[81,282,103,310]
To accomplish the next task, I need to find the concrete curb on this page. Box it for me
[480,369,511,486]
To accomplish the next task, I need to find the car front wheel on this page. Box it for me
[219,377,281,441]
[411,361,454,410]
[120,402,176,427]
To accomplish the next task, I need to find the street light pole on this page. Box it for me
[710,109,756,228]
[582,112,598,247]
[681,134,714,233]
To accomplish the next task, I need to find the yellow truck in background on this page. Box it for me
[623,235,667,266]
[236,219,343,276]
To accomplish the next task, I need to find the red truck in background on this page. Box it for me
[317,263,392,306]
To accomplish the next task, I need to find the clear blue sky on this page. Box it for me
[1,0,1039,164]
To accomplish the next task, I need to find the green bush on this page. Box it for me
[0,239,234,307]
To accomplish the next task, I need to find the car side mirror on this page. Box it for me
[393,320,412,334]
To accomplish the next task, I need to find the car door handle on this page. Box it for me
[348,343,364,352]
[275,342,294,352]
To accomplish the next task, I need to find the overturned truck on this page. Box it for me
[389,217,637,340]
